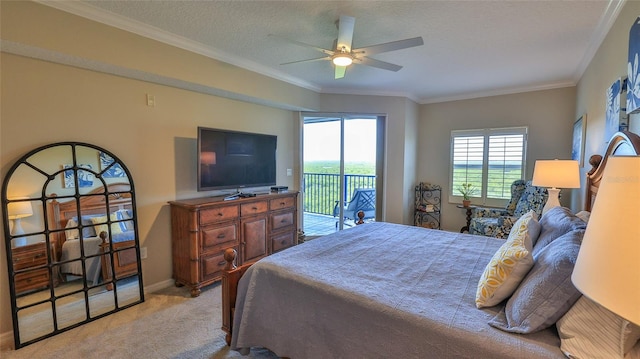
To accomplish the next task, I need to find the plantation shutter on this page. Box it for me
[450,127,527,206]
[451,131,484,198]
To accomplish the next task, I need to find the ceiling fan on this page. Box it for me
[272,15,424,79]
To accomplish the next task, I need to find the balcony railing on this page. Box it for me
[303,173,376,216]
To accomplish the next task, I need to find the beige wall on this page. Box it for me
[418,87,577,232]
[575,0,640,209]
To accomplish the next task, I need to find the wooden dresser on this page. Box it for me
[169,191,298,297]
[12,241,51,295]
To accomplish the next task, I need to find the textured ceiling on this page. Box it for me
[46,1,621,103]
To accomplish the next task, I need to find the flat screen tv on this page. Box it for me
[197,127,277,191]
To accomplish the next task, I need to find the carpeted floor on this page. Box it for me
[1,283,279,359]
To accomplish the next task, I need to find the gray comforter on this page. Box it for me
[231,222,564,358]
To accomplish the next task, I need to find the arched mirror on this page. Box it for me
[2,142,144,349]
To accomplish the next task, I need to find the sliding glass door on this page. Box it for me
[301,113,381,237]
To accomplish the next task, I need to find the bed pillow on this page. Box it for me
[115,209,133,231]
[475,210,540,308]
[532,206,586,258]
[65,219,80,239]
[557,296,640,358]
[90,213,123,236]
[66,215,103,238]
[488,228,584,333]
[574,210,590,223]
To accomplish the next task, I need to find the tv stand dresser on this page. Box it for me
[169,191,298,297]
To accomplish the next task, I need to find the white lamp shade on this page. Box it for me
[572,156,640,326]
[7,200,33,219]
[532,159,580,188]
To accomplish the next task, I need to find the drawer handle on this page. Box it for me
[280,219,288,223]
[217,233,226,239]
[217,212,224,216]
[279,202,285,206]
[34,253,45,259]
[252,206,258,210]
[218,260,226,266]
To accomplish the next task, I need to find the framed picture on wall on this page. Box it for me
[627,17,640,114]
[63,164,94,188]
[572,115,586,167]
[605,77,628,142]
[100,152,125,178]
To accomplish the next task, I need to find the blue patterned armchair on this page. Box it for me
[469,180,548,239]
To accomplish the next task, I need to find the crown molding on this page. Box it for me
[35,1,321,93]
[573,0,626,81]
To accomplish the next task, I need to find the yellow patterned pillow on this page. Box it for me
[475,210,540,308]
[90,213,123,236]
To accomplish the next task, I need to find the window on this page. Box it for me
[450,127,527,207]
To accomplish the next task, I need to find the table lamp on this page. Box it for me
[532,159,580,215]
[8,199,33,237]
[572,156,640,326]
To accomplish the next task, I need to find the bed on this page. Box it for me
[47,183,138,289]
[222,131,640,358]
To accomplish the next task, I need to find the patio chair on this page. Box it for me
[468,180,548,239]
[333,188,376,228]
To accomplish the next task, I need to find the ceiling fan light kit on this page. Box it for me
[332,54,353,66]
[277,15,423,79]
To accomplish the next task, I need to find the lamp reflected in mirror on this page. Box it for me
[8,199,33,247]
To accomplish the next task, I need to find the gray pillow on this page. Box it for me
[489,228,584,334]
[532,206,586,258]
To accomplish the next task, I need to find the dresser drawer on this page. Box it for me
[271,231,296,253]
[270,210,295,231]
[13,242,47,271]
[200,205,238,225]
[241,200,268,216]
[269,197,295,211]
[15,268,49,294]
[201,223,237,253]
[200,248,236,282]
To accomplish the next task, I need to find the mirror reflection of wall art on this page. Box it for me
[100,152,125,177]
[627,17,640,114]
[572,114,586,167]
[605,77,628,143]
[63,164,94,188]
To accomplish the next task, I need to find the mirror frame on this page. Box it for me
[2,142,144,349]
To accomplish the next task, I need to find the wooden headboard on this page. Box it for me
[585,131,640,211]
[47,183,133,258]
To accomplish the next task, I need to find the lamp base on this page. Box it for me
[541,187,561,216]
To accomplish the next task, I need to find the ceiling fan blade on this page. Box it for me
[356,57,403,72]
[335,65,347,79]
[353,37,424,56]
[268,34,334,56]
[336,15,355,51]
[280,57,330,66]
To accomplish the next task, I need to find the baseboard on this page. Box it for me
[144,278,174,294]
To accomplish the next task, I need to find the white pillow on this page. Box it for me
[557,296,640,358]
[475,210,541,308]
[575,210,590,223]
[65,219,79,239]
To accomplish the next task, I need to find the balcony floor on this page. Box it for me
[302,212,375,239]
[302,212,338,238]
